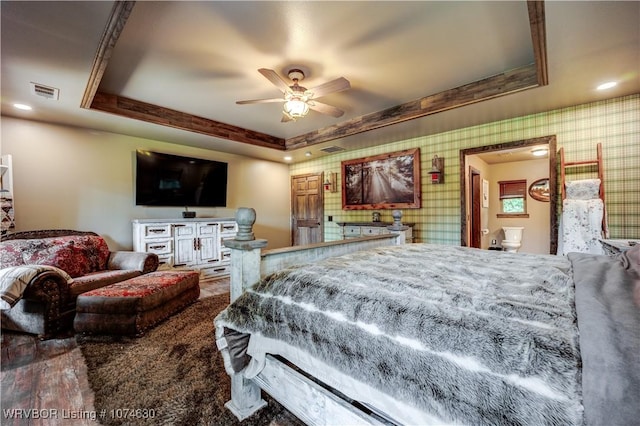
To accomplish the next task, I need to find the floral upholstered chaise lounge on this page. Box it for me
[0,230,159,339]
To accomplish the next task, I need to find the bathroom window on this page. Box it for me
[497,180,529,217]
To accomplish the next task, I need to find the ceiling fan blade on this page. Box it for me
[307,77,350,98]
[258,68,291,93]
[236,98,285,105]
[308,101,345,118]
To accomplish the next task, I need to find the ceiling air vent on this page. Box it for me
[320,146,345,153]
[30,82,59,100]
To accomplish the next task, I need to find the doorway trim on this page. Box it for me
[469,167,482,248]
[460,135,558,254]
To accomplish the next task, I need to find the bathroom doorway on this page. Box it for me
[460,135,558,254]
[469,167,482,248]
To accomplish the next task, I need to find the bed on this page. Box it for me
[214,208,640,425]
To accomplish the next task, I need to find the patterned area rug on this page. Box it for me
[77,294,300,426]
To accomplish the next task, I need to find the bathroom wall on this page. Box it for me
[487,158,549,254]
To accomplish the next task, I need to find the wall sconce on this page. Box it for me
[324,172,337,192]
[429,155,444,184]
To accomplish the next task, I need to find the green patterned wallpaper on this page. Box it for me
[289,94,640,244]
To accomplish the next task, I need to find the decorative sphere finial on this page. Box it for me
[235,208,256,241]
[392,210,403,226]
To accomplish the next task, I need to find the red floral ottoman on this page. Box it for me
[74,270,200,336]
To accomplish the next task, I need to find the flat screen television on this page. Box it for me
[135,150,228,207]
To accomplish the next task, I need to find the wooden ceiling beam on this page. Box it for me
[287,1,548,150]
[81,0,284,150]
[286,65,538,150]
[528,0,548,86]
[82,1,548,152]
[91,92,286,150]
[80,1,135,109]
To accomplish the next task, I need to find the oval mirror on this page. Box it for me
[529,178,550,202]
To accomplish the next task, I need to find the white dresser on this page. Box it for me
[133,218,237,281]
[336,222,414,243]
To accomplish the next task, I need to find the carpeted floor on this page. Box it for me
[76,294,301,426]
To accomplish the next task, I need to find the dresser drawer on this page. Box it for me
[141,224,172,238]
[343,226,362,237]
[361,226,384,236]
[143,239,173,255]
[156,254,173,267]
[220,222,238,235]
[220,248,232,263]
[201,264,231,280]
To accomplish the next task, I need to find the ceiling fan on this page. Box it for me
[236,68,351,122]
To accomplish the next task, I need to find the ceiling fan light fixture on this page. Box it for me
[283,96,309,119]
[283,73,310,119]
[238,68,349,121]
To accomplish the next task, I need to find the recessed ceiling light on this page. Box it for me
[531,148,548,157]
[283,156,292,161]
[305,151,312,157]
[13,103,32,111]
[596,81,617,90]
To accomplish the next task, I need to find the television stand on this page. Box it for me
[132,218,237,281]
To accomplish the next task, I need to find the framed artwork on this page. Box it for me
[482,179,489,208]
[342,148,421,210]
[529,178,550,202]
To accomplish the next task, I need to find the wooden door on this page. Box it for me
[291,173,324,246]
[469,168,482,248]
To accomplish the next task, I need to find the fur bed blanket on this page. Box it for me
[216,244,583,425]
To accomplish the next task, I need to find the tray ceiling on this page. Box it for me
[2,1,638,163]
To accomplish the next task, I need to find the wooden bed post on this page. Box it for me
[224,207,268,303]
[222,207,268,419]
[226,374,267,421]
[387,210,408,244]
